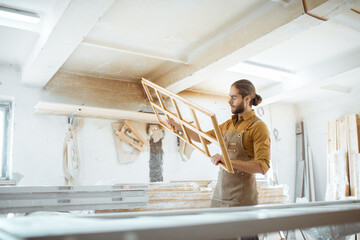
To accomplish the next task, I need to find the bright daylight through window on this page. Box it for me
[0,99,13,180]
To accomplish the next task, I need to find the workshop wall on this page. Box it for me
[296,85,360,201]
[0,65,218,186]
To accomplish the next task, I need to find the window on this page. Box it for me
[0,98,13,180]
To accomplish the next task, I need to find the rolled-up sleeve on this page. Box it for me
[252,123,271,174]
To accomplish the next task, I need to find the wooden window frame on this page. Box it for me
[142,78,234,173]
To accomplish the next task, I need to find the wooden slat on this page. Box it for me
[155,90,168,117]
[307,146,316,201]
[339,119,350,197]
[210,115,234,173]
[295,122,305,199]
[142,78,214,116]
[142,84,153,102]
[151,101,218,144]
[327,120,339,190]
[142,83,165,126]
[170,98,191,144]
[346,114,360,197]
[327,120,337,153]
[190,108,210,156]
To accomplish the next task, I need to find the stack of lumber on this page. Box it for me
[98,180,289,213]
[0,185,148,214]
[326,114,360,200]
[145,181,213,210]
[258,185,289,204]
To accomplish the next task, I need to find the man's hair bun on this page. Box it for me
[252,94,262,106]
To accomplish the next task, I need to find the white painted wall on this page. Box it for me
[1,65,63,184]
[0,64,218,186]
[255,103,297,202]
[296,84,360,201]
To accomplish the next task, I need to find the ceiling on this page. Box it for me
[0,0,359,106]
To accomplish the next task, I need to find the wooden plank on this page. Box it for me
[189,108,210,156]
[142,78,234,173]
[170,98,192,144]
[326,119,349,200]
[327,121,337,185]
[303,123,310,200]
[339,119,350,196]
[346,114,360,197]
[307,146,316,201]
[142,78,214,116]
[295,121,304,199]
[142,84,167,128]
[150,102,218,144]
[295,161,304,199]
[34,101,161,123]
[357,116,360,200]
[210,115,233,173]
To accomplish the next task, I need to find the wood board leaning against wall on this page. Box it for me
[326,114,360,200]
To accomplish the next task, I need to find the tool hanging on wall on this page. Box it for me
[63,109,83,185]
[147,124,165,182]
[147,124,164,143]
[112,120,147,164]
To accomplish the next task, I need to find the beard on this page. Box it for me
[231,101,245,114]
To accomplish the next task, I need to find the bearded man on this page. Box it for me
[168,79,271,240]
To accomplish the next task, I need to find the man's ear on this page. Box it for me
[244,95,251,104]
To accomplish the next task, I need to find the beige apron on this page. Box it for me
[210,118,260,208]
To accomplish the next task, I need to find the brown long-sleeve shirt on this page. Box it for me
[206,110,271,174]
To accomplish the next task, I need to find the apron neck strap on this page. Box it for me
[243,118,260,132]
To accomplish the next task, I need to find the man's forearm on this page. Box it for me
[230,160,264,174]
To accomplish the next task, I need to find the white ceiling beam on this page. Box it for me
[34,101,161,123]
[164,15,324,93]
[319,84,351,94]
[81,39,188,65]
[21,0,116,87]
[259,9,360,104]
[260,59,360,105]
[153,0,322,93]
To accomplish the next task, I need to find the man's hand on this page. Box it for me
[165,118,179,131]
[165,118,201,143]
[211,154,225,166]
